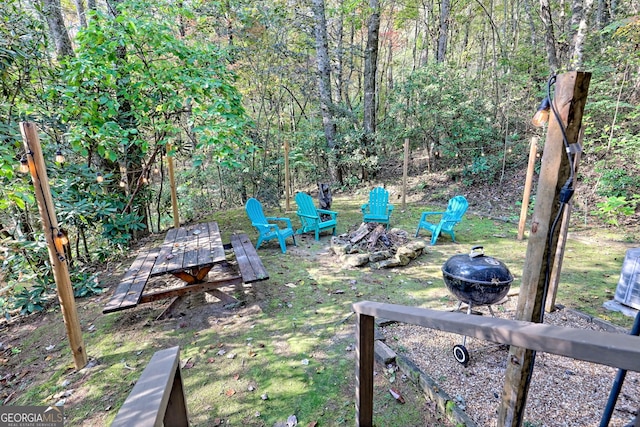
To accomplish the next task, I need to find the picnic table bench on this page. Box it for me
[110,346,188,427]
[103,223,268,314]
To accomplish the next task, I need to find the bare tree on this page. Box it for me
[437,0,450,62]
[39,0,74,59]
[540,0,559,73]
[74,0,87,28]
[570,0,595,70]
[311,0,338,181]
[364,0,380,136]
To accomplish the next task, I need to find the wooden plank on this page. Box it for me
[150,241,174,276]
[104,253,149,310]
[120,249,159,308]
[111,346,188,427]
[356,312,375,427]
[139,276,243,303]
[151,222,225,276]
[230,234,269,283]
[103,249,159,313]
[205,222,226,263]
[352,301,640,372]
[517,137,538,240]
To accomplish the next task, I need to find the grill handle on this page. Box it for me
[469,245,484,258]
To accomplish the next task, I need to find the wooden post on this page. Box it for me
[20,122,87,370]
[498,71,590,426]
[517,137,538,240]
[355,312,375,427]
[284,140,291,211]
[546,134,583,312]
[166,144,180,228]
[402,138,409,209]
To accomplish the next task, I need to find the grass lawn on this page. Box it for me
[5,191,637,426]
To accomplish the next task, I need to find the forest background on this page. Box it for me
[0,0,639,318]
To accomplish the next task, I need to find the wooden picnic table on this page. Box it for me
[103,221,268,314]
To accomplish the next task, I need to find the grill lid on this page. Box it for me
[442,246,513,286]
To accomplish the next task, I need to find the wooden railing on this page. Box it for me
[110,346,189,427]
[352,301,640,427]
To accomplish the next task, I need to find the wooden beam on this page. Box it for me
[139,276,243,303]
[402,138,409,209]
[355,312,375,427]
[284,140,291,211]
[546,134,583,312]
[517,137,538,240]
[111,346,188,427]
[498,71,591,426]
[167,144,180,228]
[20,122,87,369]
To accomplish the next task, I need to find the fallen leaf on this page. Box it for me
[307,422,318,427]
[225,389,236,397]
[233,373,240,381]
[389,388,405,404]
[207,358,215,363]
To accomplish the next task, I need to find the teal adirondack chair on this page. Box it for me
[245,198,296,253]
[361,187,394,228]
[415,195,468,245]
[294,192,338,240]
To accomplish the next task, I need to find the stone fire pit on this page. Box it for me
[330,223,427,268]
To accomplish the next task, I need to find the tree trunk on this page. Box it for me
[437,0,450,63]
[596,0,608,29]
[523,0,537,48]
[570,0,594,70]
[74,0,87,28]
[363,0,380,137]
[39,0,74,59]
[540,0,559,74]
[107,0,149,237]
[336,0,345,104]
[311,0,338,182]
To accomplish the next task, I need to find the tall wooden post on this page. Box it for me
[20,122,87,370]
[166,144,180,228]
[546,137,582,312]
[284,140,291,211]
[402,138,409,209]
[517,137,538,240]
[498,71,590,426]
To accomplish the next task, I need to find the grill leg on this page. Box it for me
[461,304,473,347]
[488,305,496,317]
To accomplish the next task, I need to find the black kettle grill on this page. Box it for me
[441,246,514,365]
